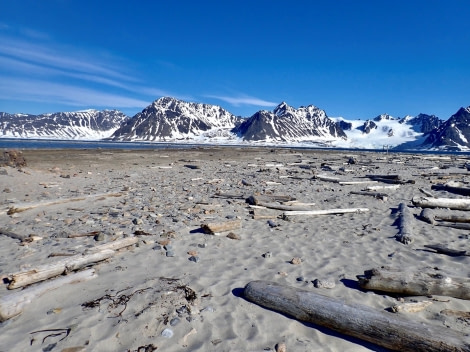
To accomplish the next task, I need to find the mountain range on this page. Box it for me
[1,97,469,151]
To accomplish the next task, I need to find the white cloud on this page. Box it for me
[0,79,150,109]
[206,95,277,107]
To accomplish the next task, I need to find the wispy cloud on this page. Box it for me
[0,78,150,109]
[0,28,173,110]
[206,95,277,107]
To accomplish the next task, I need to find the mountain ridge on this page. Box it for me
[1,97,469,151]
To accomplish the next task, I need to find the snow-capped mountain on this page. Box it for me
[420,107,470,151]
[0,109,129,140]
[331,112,441,149]
[110,97,242,141]
[234,102,347,144]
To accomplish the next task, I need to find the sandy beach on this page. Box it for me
[1,147,469,352]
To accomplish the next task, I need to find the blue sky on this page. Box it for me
[1,1,469,120]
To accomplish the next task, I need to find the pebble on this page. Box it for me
[290,257,302,265]
[296,276,305,282]
[262,252,272,258]
[153,245,162,250]
[170,317,181,326]
[94,233,105,241]
[313,278,336,289]
[226,232,241,240]
[164,244,173,251]
[166,250,175,257]
[176,306,188,315]
[267,220,279,227]
[275,342,287,352]
[198,243,208,248]
[133,218,143,225]
[201,306,215,313]
[161,328,174,338]
[189,255,200,263]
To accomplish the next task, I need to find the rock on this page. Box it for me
[161,328,173,338]
[267,220,279,227]
[187,250,198,256]
[275,342,287,352]
[198,243,208,248]
[226,232,241,240]
[166,250,175,257]
[189,256,200,263]
[0,168,8,175]
[296,276,305,282]
[313,278,336,289]
[290,257,302,265]
[262,252,272,258]
[170,317,181,326]
[0,150,27,167]
[93,233,105,241]
[132,218,143,225]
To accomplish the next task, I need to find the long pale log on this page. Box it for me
[244,280,470,352]
[357,267,470,300]
[4,192,123,215]
[396,203,414,244]
[366,184,400,191]
[419,208,470,225]
[338,180,378,185]
[0,269,97,322]
[252,201,313,211]
[283,208,369,216]
[412,196,470,210]
[8,237,138,289]
[314,175,339,183]
[201,220,241,234]
[431,184,470,196]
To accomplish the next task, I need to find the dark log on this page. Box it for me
[246,194,295,205]
[244,280,470,352]
[431,184,470,197]
[357,267,470,300]
[350,190,388,201]
[423,244,468,257]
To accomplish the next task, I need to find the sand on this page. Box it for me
[0,147,469,351]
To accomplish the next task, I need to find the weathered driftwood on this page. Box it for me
[4,192,123,215]
[251,208,280,220]
[313,174,340,183]
[366,184,400,191]
[431,184,470,196]
[350,190,388,201]
[391,300,433,313]
[213,192,245,200]
[252,201,313,211]
[419,188,435,198]
[366,174,414,184]
[0,269,97,322]
[396,203,414,244]
[201,220,241,234]
[412,196,470,210]
[338,180,378,185]
[246,194,295,205]
[7,237,138,289]
[244,280,470,352]
[357,267,470,300]
[283,208,369,217]
[420,208,470,225]
[423,244,469,257]
[0,228,28,242]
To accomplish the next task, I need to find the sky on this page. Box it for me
[1,1,469,120]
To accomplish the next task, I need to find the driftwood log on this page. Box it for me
[201,220,241,234]
[423,244,469,257]
[396,203,414,244]
[7,237,138,289]
[357,267,470,300]
[283,208,369,217]
[350,190,388,201]
[412,196,470,210]
[420,208,470,225]
[244,280,470,352]
[4,192,124,216]
[431,183,470,197]
[0,269,97,322]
